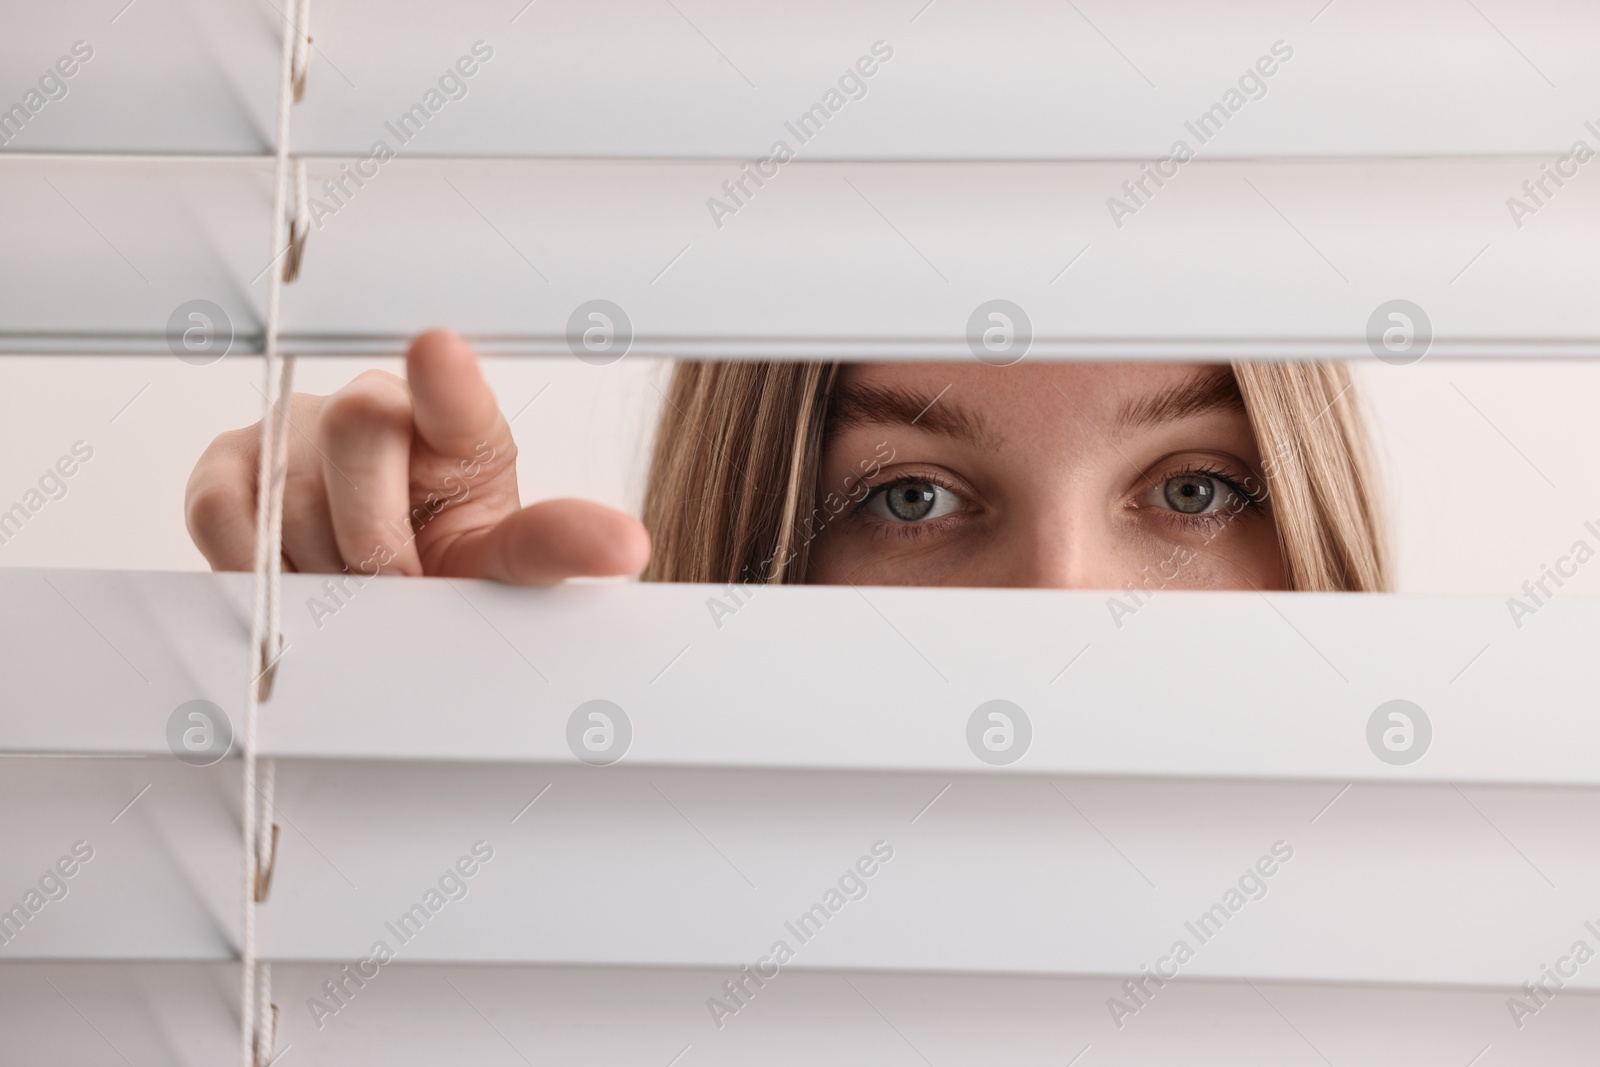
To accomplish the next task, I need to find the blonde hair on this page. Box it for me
[1232,362,1387,591]
[643,361,1387,591]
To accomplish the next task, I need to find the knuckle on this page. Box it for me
[478,435,517,478]
[185,430,255,530]
[208,423,261,456]
[184,475,251,546]
[319,372,413,446]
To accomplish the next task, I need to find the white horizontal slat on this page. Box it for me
[1,0,278,157]
[0,569,1592,784]
[7,962,1594,1066]
[2,157,1599,358]
[2,757,1596,994]
[0,159,270,356]
[5,0,1599,159]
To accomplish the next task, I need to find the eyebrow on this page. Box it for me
[826,380,998,451]
[826,366,1246,448]
[1110,367,1246,434]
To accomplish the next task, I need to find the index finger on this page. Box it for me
[404,328,514,458]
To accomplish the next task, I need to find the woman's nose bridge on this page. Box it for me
[1009,509,1125,589]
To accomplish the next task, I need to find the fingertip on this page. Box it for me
[527,499,652,579]
[404,328,505,454]
[606,510,653,577]
[406,328,478,382]
[467,499,652,585]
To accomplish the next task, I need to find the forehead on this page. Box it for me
[835,360,1231,413]
[838,364,1222,403]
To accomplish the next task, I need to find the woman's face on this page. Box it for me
[808,361,1289,590]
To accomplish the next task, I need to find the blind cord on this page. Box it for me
[291,0,312,102]
[243,0,308,1063]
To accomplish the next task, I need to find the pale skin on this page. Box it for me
[186,329,1288,591]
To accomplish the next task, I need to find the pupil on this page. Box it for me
[887,482,937,521]
[1165,476,1214,514]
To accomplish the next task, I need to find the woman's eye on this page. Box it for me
[865,481,963,523]
[1154,473,1235,516]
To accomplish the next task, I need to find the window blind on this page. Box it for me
[4,1,1598,1063]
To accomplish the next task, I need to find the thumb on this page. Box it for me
[439,498,652,584]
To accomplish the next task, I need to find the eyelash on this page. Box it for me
[851,462,1267,540]
[1152,462,1267,527]
[853,472,968,540]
